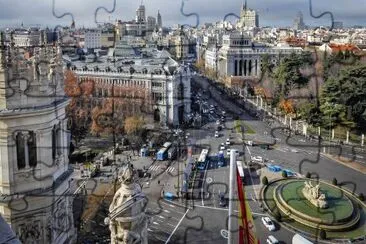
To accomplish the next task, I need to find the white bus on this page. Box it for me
[236,161,245,182]
[198,149,209,164]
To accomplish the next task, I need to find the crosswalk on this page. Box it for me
[148,165,176,173]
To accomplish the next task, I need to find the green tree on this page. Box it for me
[321,64,366,131]
[319,229,326,240]
[272,52,313,100]
[332,177,338,185]
[299,102,323,127]
[359,193,365,201]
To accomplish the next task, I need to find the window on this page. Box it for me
[52,126,56,160]
[177,83,184,100]
[152,82,162,87]
[16,133,26,169]
[28,131,37,167]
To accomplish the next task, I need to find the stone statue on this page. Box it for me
[105,163,148,244]
[302,181,328,209]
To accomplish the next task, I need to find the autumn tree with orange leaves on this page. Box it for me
[64,70,95,146]
[65,69,155,141]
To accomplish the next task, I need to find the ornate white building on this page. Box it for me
[236,0,259,29]
[0,32,75,243]
[205,32,303,79]
[68,51,192,127]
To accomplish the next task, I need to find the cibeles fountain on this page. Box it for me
[302,181,328,209]
[104,163,148,244]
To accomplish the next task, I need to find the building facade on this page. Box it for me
[85,29,102,49]
[0,33,75,243]
[237,1,259,28]
[207,32,302,85]
[68,54,192,127]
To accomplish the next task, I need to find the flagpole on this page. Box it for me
[228,150,237,244]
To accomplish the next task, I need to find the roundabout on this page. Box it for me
[261,178,366,240]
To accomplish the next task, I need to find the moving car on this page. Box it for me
[220,143,226,151]
[226,138,231,145]
[266,235,279,244]
[251,155,263,163]
[262,217,276,231]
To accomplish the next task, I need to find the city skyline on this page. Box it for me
[0,0,365,29]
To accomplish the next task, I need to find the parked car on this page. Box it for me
[226,138,231,145]
[262,217,276,231]
[215,131,219,138]
[216,120,220,125]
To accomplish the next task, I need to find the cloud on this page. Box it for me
[0,0,365,28]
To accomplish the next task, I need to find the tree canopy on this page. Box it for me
[320,64,366,131]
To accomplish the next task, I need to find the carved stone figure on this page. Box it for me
[105,163,148,244]
[302,181,328,208]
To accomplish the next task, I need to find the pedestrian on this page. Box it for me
[158,180,160,185]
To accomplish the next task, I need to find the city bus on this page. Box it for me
[157,142,172,161]
[197,149,209,170]
[236,161,245,183]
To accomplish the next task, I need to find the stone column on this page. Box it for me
[303,123,308,136]
[331,129,335,140]
[284,115,287,125]
[318,127,321,136]
[346,130,349,144]
[289,117,292,129]
[260,97,263,108]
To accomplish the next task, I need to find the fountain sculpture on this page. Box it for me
[302,181,328,208]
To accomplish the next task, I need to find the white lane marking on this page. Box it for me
[165,209,189,244]
[164,209,171,213]
[153,222,159,225]
[158,215,165,219]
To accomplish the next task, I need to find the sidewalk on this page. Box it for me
[321,153,366,174]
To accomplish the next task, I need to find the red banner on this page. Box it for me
[236,168,259,244]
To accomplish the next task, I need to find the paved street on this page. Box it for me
[71,74,366,244]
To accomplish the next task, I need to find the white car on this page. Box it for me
[215,131,219,138]
[220,143,225,150]
[262,217,276,231]
[226,149,231,156]
[226,138,231,145]
[266,235,279,244]
[251,155,263,163]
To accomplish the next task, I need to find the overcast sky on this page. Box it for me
[0,0,365,29]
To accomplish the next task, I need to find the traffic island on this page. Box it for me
[260,178,366,241]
